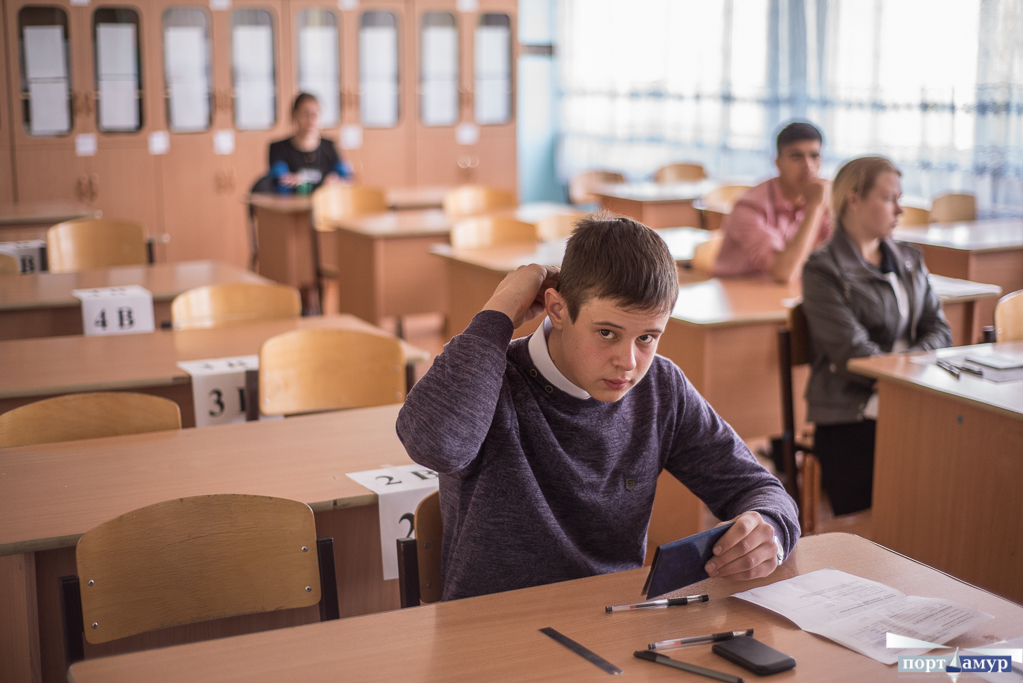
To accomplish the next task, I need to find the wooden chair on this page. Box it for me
[0,252,18,275]
[47,219,148,273]
[442,185,517,218]
[703,184,751,206]
[311,184,388,232]
[60,494,339,664]
[535,213,582,241]
[258,328,406,416]
[777,304,821,535]
[450,216,537,249]
[0,393,181,448]
[930,193,976,223]
[396,489,443,607]
[690,234,723,273]
[654,163,707,183]
[171,282,301,330]
[897,206,930,227]
[994,289,1023,342]
[568,170,625,205]
[696,185,750,231]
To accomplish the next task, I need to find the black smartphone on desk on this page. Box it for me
[712,637,795,675]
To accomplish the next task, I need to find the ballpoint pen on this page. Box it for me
[649,629,754,652]
[936,359,961,379]
[605,594,708,612]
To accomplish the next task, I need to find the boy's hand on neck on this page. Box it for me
[483,264,561,329]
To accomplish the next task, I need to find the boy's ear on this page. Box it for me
[545,288,568,329]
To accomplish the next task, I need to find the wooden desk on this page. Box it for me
[0,405,415,683]
[0,261,269,341]
[594,180,721,228]
[66,533,1023,683]
[895,219,1023,338]
[848,342,1023,604]
[0,315,429,426]
[435,227,712,337]
[0,201,100,242]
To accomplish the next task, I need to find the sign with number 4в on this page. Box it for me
[72,285,155,336]
[177,355,259,428]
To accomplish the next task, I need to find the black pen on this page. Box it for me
[649,629,754,651]
[936,360,961,379]
[605,594,708,612]
[634,650,744,683]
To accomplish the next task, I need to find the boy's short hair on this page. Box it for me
[558,213,679,321]
[776,121,823,155]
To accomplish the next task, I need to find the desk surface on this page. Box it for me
[247,186,451,213]
[0,261,268,311]
[0,405,409,556]
[0,314,429,400]
[66,532,1023,683]
[327,203,578,238]
[848,341,1023,421]
[0,200,99,226]
[592,179,722,202]
[894,219,1023,252]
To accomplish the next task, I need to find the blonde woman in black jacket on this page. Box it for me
[801,156,952,515]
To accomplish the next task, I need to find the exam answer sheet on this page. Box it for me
[733,568,993,665]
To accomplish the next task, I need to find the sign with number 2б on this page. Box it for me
[72,285,156,336]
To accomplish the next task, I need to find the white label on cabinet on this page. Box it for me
[340,125,363,150]
[456,0,478,12]
[75,134,97,157]
[455,123,480,145]
[149,131,170,155]
[210,0,232,10]
[177,355,259,428]
[213,129,235,155]
[72,286,155,336]
[338,0,358,10]
[0,240,46,274]
[70,0,89,5]
[346,464,440,580]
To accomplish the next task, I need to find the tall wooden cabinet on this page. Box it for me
[1,0,518,269]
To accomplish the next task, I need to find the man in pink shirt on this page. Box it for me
[714,122,832,283]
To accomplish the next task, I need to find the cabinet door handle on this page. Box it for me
[457,155,471,169]
[76,175,88,200]
[227,167,236,192]
[89,174,99,201]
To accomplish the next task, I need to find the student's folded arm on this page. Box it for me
[909,267,953,352]
[801,259,880,389]
[730,203,782,275]
[396,311,514,473]
[663,369,800,558]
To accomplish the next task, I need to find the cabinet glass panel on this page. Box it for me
[232,9,277,130]
[420,12,457,127]
[295,9,340,127]
[93,8,142,133]
[18,7,72,136]
[359,11,399,128]
[163,8,212,133]
[474,13,511,125]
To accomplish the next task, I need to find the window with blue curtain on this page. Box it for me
[557,0,1023,217]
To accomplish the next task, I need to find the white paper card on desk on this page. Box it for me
[72,285,155,336]
[733,568,993,665]
[346,464,440,581]
[0,240,45,273]
[177,355,260,427]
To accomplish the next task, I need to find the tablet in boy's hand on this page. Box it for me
[642,522,735,599]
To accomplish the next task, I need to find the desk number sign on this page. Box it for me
[346,464,440,581]
[0,240,45,273]
[71,286,155,336]
[177,355,259,428]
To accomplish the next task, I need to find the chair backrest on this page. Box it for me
[171,282,301,330]
[414,490,443,603]
[568,170,625,205]
[259,328,406,416]
[690,234,723,272]
[450,216,537,249]
[787,303,811,366]
[0,252,18,275]
[311,184,388,231]
[703,184,751,207]
[0,393,181,448]
[47,219,148,273]
[535,213,582,241]
[994,289,1023,342]
[897,206,930,227]
[654,163,707,183]
[442,185,516,218]
[72,494,324,645]
[930,193,976,223]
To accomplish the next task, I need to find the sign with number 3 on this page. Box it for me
[177,355,259,427]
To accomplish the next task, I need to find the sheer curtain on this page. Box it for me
[557,0,1023,217]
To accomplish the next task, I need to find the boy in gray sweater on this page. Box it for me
[397,215,799,600]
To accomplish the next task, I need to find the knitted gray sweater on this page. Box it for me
[396,311,799,600]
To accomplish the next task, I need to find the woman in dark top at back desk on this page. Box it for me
[268,92,352,193]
